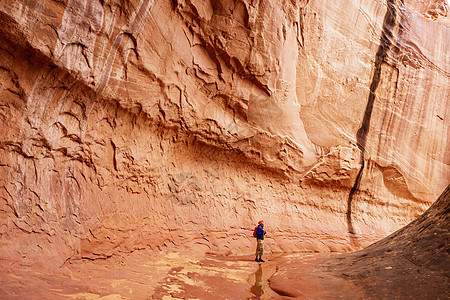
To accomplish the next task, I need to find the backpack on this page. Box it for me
[253,226,258,238]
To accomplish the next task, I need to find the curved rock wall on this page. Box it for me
[0,0,448,267]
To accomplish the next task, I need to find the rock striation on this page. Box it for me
[0,0,448,268]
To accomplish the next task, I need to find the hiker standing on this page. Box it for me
[255,220,266,262]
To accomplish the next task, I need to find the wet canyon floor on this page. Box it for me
[1,251,358,299]
[1,248,448,299]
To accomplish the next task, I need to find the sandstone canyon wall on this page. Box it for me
[0,0,448,268]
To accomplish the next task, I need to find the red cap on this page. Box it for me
[258,220,263,225]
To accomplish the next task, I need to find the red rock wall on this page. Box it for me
[0,0,448,267]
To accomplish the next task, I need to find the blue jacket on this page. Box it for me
[256,225,265,240]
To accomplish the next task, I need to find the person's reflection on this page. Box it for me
[250,265,263,298]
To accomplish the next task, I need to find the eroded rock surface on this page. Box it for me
[0,0,448,269]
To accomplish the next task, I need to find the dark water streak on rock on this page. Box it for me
[346,0,401,245]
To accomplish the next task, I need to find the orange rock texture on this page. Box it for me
[268,185,450,299]
[0,0,448,268]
